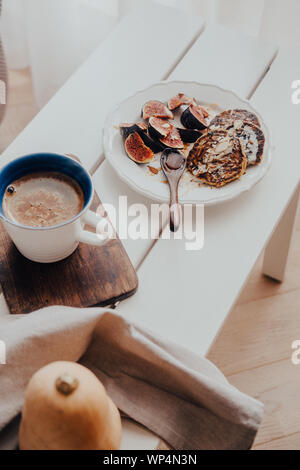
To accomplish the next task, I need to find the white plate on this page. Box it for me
[103,81,271,205]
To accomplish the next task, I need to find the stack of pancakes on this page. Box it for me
[187,109,265,187]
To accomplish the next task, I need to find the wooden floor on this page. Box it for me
[1,69,300,450]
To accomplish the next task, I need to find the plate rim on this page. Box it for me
[103,80,272,205]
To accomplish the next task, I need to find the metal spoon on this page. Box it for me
[161,149,186,232]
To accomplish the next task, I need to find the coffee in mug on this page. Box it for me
[3,172,84,228]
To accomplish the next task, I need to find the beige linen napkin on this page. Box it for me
[0,306,263,450]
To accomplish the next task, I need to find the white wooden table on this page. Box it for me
[1,3,300,449]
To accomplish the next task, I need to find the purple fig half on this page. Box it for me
[148,117,173,140]
[124,132,154,164]
[177,128,203,143]
[160,127,184,149]
[181,104,208,130]
[142,100,173,120]
[168,93,194,111]
[120,122,147,139]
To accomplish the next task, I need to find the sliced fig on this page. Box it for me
[168,93,194,111]
[120,122,162,154]
[148,117,173,140]
[199,107,209,119]
[120,122,147,139]
[139,131,164,154]
[136,122,148,131]
[142,100,173,120]
[160,127,184,149]
[125,132,154,164]
[181,104,208,130]
[177,128,203,143]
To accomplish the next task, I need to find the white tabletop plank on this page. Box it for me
[170,23,278,98]
[118,46,300,357]
[0,3,203,173]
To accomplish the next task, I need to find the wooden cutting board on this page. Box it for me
[0,192,138,314]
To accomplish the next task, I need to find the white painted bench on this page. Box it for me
[1,3,299,449]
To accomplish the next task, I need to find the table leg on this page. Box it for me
[262,183,300,282]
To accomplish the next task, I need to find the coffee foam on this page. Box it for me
[3,172,84,227]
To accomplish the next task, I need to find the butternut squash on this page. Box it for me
[19,361,122,450]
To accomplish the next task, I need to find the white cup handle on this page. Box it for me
[76,210,109,247]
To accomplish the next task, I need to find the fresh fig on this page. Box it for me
[148,117,173,140]
[160,127,184,149]
[142,101,173,120]
[168,93,194,111]
[177,128,203,143]
[120,122,147,139]
[120,122,162,153]
[137,122,148,131]
[181,104,208,130]
[139,131,164,154]
[125,132,154,164]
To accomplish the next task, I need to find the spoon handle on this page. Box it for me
[169,180,180,232]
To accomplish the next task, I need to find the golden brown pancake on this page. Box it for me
[210,108,261,129]
[231,121,265,166]
[209,109,264,166]
[187,129,247,187]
